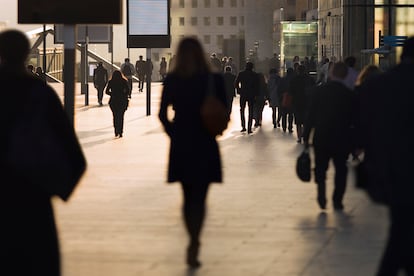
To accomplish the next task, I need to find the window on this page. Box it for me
[230,34,237,39]
[217,35,224,46]
[204,17,211,26]
[230,16,237,25]
[230,0,237,7]
[217,0,223,8]
[240,16,244,26]
[191,17,198,26]
[179,0,185,8]
[192,0,198,8]
[241,0,244,7]
[179,17,185,26]
[217,16,224,26]
[204,35,211,44]
[204,0,210,8]
[287,0,296,6]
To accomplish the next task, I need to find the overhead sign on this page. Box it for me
[127,0,171,48]
[18,0,122,24]
[54,25,112,44]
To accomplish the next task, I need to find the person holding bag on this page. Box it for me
[158,37,227,269]
[0,29,86,276]
[106,70,130,138]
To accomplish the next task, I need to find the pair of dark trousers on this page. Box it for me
[240,97,255,131]
[96,85,105,104]
[313,146,349,205]
[271,107,282,126]
[181,182,210,245]
[111,108,126,135]
[377,204,414,276]
[280,107,293,131]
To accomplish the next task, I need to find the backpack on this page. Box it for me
[122,64,132,76]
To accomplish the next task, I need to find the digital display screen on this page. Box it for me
[128,0,168,35]
[127,0,171,48]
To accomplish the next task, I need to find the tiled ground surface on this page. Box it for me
[50,82,389,276]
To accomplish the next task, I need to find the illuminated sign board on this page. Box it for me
[127,0,171,48]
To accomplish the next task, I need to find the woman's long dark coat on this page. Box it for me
[158,73,227,184]
[0,69,86,276]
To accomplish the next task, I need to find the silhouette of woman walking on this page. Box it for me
[106,70,130,138]
[158,37,227,268]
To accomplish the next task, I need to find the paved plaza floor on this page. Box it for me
[50,82,389,276]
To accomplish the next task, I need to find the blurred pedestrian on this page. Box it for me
[235,61,259,134]
[356,36,414,276]
[267,68,282,128]
[344,55,359,90]
[223,65,236,115]
[0,29,86,276]
[278,67,295,133]
[303,62,356,210]
[159,57,167,81]
[120,57,135,95]
[135,55,146,92]
[158,37,227,269]
[253,72,268,127]
[105,70,130,138]
[93,62,108,106]
[289,64,316,143]
[35,66,46,83]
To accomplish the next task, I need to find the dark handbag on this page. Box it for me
[296,147,311,182]
[201,74,229,137]
[281,92,292,109]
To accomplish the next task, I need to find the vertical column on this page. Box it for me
[146,48,152,116]
[63,24,76,126]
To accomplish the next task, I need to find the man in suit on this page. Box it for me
[303,61,356,210]
[234,61,259,134]
[93,62,108,106]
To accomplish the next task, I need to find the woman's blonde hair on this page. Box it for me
[356,64,381,86]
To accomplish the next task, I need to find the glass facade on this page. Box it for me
[280,21,318,71]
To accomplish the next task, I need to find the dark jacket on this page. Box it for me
[93,64,108,88]
[158,73,227,183]
[267,73,281,108]
[234,69,259,100]
[358,62,414,206]
[105,78,130,111]
[303,80,356,152]
[0,69,86,275]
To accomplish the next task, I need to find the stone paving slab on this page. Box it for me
[49,82,389,276]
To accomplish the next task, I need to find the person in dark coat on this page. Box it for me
[106,70,130,138]
[0,29,86,276]
[223,65,236,115]
[135,55,146,92]
[278,67,295,132]
[356,36,414,276]
[267,68,282,128]
[289,64,316,143]
[253,72,269,127]
[93,62,108,106]
[158,37,227,269]
[302,61,356,211]
[234,61,259,133]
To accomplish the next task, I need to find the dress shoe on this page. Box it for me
[248,129,253,134]
[241,128,246,132]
